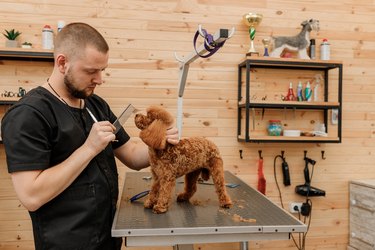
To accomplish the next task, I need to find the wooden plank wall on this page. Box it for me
[0,0,375,249]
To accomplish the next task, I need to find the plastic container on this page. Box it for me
[283,130,301,137]
[320,38,330,60]
[268,120,282,136]
[42,25,54,49]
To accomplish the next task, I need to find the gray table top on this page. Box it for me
[112,171,306,245]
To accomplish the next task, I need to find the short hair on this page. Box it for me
[54,22,109,59]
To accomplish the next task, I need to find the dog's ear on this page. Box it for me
[139,119,168,150]
[301,20,308,26]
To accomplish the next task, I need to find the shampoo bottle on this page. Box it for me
[297,81,303,101]
[304,82,312,102]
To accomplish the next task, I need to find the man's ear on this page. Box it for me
[55,54,67,74]
[139,119,168,150]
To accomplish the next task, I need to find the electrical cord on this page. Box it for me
[273,154,285,209]
[273,154,313,250]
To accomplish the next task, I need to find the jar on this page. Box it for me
[268,120,282,136]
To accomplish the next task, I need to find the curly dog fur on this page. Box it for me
[135,106,232,213]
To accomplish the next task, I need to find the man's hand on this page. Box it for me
[85,121,116,154]
[166,127,179,145]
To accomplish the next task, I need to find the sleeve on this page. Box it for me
[2,105,52,173]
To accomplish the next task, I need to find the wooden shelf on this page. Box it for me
[239,100,340,109]
[238,135,340,143]
[0,48,54,62]
[239,57,343,69]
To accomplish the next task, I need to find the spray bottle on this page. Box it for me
[286,82,296,101]
[297,81,303,101]
[304,82,312,102]
[313,74,323,102]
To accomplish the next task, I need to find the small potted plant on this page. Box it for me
[2,29,22,48]
[21,42,32,49]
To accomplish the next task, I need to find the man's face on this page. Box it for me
[64,46,109,99]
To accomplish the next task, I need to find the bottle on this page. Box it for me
[42,25,54,49]
[57,20,65,32]
[304,82,312,102]
[309,39,316,59]
[320,38,330,60]
[286,82,296,101]
[297,81,303,101]
[313,74,321,102]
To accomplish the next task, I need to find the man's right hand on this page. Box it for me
[85,121,116,154]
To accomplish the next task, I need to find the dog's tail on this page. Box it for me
[201,168,210,181]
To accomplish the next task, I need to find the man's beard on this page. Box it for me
[64,70,93,99]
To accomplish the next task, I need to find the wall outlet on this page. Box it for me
[289,202,303,213]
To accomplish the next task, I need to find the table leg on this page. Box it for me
[240,241,249,250]
[173,244,194,250]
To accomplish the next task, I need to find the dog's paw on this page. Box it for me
[152,205,168,214]
[220,198,233,208]
[144,199,154,209]
[176,193,189,202]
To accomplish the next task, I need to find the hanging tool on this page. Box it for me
[295,152,325,197]
[257,150,266,195]
[175,25,235,139]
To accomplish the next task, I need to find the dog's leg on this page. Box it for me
[210,158,232,208]
[177,169,201,202]
[153,177,176,214]
[144,174,160,209]
[269,46,284,58]
[298,48,310,59]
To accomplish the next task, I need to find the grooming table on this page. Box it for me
[112,171,307,249]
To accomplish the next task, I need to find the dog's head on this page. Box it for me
[134,106,174,150]
[301,19,320,32]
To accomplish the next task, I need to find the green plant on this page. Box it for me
[3,29,21,40]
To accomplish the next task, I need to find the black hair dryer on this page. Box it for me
[295,156,325,197]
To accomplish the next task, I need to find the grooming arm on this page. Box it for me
[176,25,235,139]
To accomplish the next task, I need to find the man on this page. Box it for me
[1,22,179,250]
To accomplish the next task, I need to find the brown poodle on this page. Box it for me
[134,106,232,214]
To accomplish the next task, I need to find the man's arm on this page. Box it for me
[10,121,116,212]
[114,127,179,170]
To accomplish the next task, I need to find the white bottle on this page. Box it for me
[320,38,330,60]
[42,25,54,49]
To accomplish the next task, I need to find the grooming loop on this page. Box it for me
[174,25,235,138]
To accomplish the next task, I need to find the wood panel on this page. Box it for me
[1,0,375,249]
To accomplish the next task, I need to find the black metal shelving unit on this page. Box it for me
[237,58,343,143]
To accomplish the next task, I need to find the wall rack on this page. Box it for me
[237,58,343,143]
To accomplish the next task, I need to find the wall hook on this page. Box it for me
[321,150,326,160]
[304,150,307,158]
[239,149,243,159]
[281,150,285,158]
[258,150,263,159]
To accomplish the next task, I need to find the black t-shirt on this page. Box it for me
[1,86,130,250]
